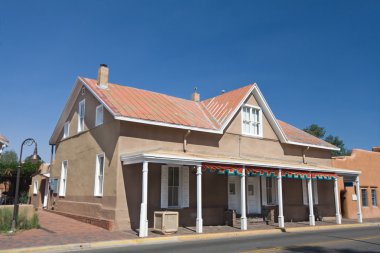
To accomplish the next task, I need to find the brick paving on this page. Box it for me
[0,211,368,251]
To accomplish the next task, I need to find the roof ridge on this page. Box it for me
[201,83,255,103]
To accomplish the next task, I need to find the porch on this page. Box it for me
[121,150,362,237]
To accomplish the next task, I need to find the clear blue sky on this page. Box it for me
[1,0,379,161]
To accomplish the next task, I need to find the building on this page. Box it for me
[29,163,50,210]
[333,148,380,219]
[0,134,9,155]
[48,65,361,236]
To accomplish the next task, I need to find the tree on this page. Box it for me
[303,124,351,156]
[0,150,18,183]
[303,124,326,139]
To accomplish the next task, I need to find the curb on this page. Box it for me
[1,223,378,253]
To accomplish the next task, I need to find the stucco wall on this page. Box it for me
[333,149,380,219]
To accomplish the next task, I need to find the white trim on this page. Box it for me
[286,140,340,151]
[94,153,105,197]
[33,180,38,195]
[120,152,361,176]
[78,99,86,133]
[95,104,104,127]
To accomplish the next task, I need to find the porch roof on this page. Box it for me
[120,149,360,177]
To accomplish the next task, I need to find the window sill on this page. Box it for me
[241,133,264,139]
[94,194,103,198]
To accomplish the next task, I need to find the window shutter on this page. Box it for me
[313,180,318,205]
[272,177,278,204]
[160,166,168,208]
[261,177,267,205]
[181,166,190,208]
[302,179,308,205]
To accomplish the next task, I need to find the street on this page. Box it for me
[73,226,380,253]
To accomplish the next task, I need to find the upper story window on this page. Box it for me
[242,105,263,137]
[63,121,70,139]
[78,99,85,132]
[95,105,104,127]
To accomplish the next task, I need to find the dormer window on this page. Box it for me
[242,105,263,137]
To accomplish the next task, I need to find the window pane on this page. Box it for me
[229,183,235,195]
[173,168,179,186]
[248,185,254,196]
[372,189,377,206]
[99,156,104,176]
[362,189,368,207]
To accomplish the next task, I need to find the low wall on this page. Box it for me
[0,204,35,219]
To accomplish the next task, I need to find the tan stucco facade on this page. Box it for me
[333,149,380,219]
[49,85,337,231]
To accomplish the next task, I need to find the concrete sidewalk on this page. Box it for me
[0,211,378,253]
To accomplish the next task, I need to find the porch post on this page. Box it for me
[334,177,342,224]
[240,166,247,230]
[307,177,315,226]
[139,161,149,237]
[355,176,363,223]
[43,178,49,209]
[277,169,284,228]
[196,165,203,233]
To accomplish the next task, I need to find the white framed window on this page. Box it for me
[371,189,377,207]
[261,177,277,205]
[242,105,263,137]
[33,180,38,195]
[94,153,105,197]
[59,161,68,197]
[160,165,189,209]
[78,99,85,132]
[362,188,368,207]
[63,121,70,139]
[302,179,318,205]
[95,105,104,126]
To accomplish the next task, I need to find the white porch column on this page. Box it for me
[307,177,315,226]
[240,166,247,230]
[355,176,363,223]
[43,178,49,209]
[139,161,149,237]
[277,169,284,228]
[334,177,342,224]
[196,165,203,233]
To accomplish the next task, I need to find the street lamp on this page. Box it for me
[11,138,38,232]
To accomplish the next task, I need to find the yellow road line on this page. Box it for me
[242,234,380,253]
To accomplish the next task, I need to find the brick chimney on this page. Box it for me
[372,147,380,152]
[97,64,109,89]
[191,87,200,102]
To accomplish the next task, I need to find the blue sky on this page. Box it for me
[1,0,379,161]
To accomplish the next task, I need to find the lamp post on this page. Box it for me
[11,138,38,232]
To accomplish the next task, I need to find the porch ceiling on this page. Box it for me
[120,149,360,177]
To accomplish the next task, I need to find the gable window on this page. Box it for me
[362,188,368,207]
[242,105,262,137]
[371,189,377,207]
[94,153,105,196]
[78,99,85,132]
[63,121,70,139]
[161,165,189,209]
[59,161,68,197]
[95,105,104,126]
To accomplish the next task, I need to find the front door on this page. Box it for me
[228,176,261,215]
[247,177,261,214]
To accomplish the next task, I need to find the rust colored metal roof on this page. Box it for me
[202,84,253,126]
[277,120,338,149]
[79,77,337,150]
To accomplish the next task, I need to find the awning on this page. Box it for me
[202,164,336,180]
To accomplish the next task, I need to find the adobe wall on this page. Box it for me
[333,149,380,219]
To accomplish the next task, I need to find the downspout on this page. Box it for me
[302,146,310,164]
[183,130,191,153]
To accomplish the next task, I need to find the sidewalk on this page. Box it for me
[0,211,378,253]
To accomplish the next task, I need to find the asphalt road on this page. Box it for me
[73,226,380,253]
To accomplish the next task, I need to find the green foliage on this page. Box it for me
[303,124,352,157]
[0,209,40,232]
[303,124,326,139]
[0,150,18,183]
[325,135,351,156]
[19,192,29,204]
